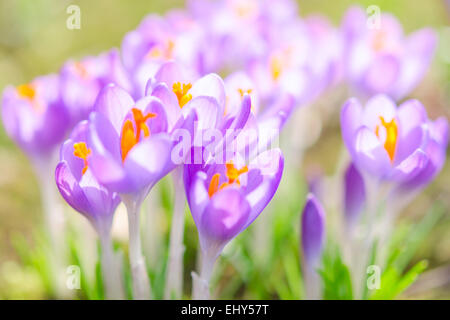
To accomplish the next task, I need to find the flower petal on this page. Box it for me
[94,84,134,134]
[353,126,391,178]
[244,148,284,228]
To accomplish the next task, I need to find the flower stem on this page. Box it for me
[164,168,186,299]
[123,196,151,300]
[352,175,379,299]
[99,229,124,300]
[33,154,68,297]
[192,251,216,300]
[34,155,64,252]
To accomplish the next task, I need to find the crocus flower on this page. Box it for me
[341,94,433,186]
[185,147,284,299]
[87,83,189,196]
[60,49,132,125]
[246,13,342,107]
[343,162,366,228]
[2,74,69,160]
[301,193,325,300]
[56,120,121,235]
[145,61,241,299]
[55,120,123,299]
[342,6,436,100]
[341,92,450,220]
[247,34,312,103]
[340,95,447,299]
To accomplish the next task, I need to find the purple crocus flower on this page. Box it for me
[147,61,226,133]
[121,13,203,97]
[341,94,448,210]
[343,162,366,228]
[301,193,325,300]
[395,116,448,195]
[186,149,283,256]
[301,193,326,270]
[60,49,132,125]
[1,74,69,159]
[86,83,195,299]
[2,74,70,257]
[304,15,344,93]
[86,83,188,196]
[187,0,269,72]
[55,120,120,234]
[342,6,436,100]
[186,147,284,299]
[341,95,431,184]
[246,13,342,107]
[247,33,312,104]
[55,120,124,299]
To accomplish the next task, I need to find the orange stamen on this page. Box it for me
[73,142,92,175]
[173,82,192,108]
[375,116,398,163]
[208,173,220,198]
[372,30,387,51]
[147,40,175,60]
[225,161,248,184]
[17,84,36,100]
[17,83,46,113]
[207,161,248,198]
[120,108,156,162]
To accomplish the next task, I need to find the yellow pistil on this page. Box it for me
[120,108,157,162]
[172,82,192,108]
[207,161,248,198]
[73,142,92,175]
[375,116,398,163]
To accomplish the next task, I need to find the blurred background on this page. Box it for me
[0,0,449,299]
